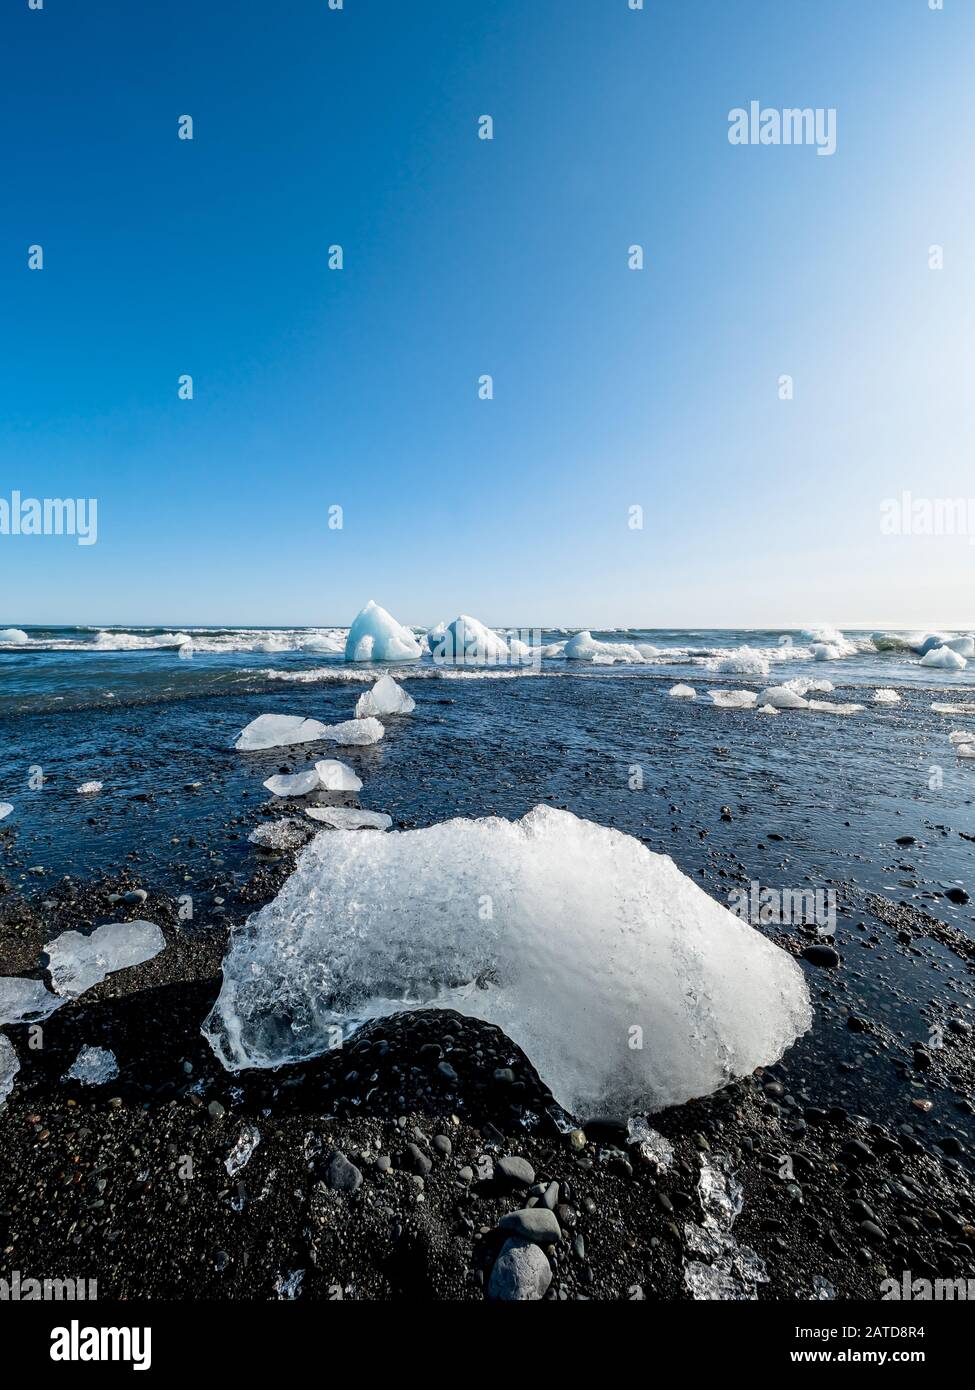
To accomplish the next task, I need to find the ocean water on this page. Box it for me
[1,624,972,715]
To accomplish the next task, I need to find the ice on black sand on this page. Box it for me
[46,920,166,997]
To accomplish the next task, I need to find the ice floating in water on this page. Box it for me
[0,976,66,1026]
[932,702,975,715]
[63,1045,119,1086]
[957,744,975,760]
[916,632,951,656]
[321,717,384,746]
[46,921,166,997]
[354,674,415,718]
[249,820,310,851]
[811,643,842,661]
[709,690,758,708]
[432,615,510,663]
[669,684,697,700]
[263,769,322,798]
[0,628,29,645]
[807,700,864,715]
[225,1124,261,1176]
[946,635,975,658]
[948,729,975,744]
[563,631,644,663]
[0,1034,20,1105]
[302,633,344,654]
[314,758,362,792]
[758,686,809,710]
[873,689,901,703]
[756,704,778,715]
[305,806,393,831]
[0,803,12,822]
[202,806,811,1117]
[235,714,329,751]
[345,601,421,662]
[76,781,103,795]
[920,645,967,670]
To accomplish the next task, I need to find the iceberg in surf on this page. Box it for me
[758,686,809,710]
[432,615,510,663]
[0,803,12,822]
[46,921,166,997]
[345,601,421,662]
[355,674,415,718]
[0,628,29,645]
[709,690,758,708]
[202,806,812,1117]
[669,684,697,700]
[874,688,901,703]
[920,645,967,670]
[563,631,644,663]
[235,714,330,751]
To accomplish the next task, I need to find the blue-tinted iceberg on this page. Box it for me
[345,601,421,662]
[431,615,510,663]
[202,806,812,1117]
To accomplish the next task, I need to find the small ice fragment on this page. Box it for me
[225,1124,261,1176]
[76,782,104,795]
[302,633,344,654]
[714,646,770,678]
[0,976,66,1026]
[63,1045,119,1086]
[683,1155,767,1301]
[0,804,13,822]
[946,635,975,658]
[235,714,330,752]
[948,730,975,744]
[810,1275,836,1300]
[807,700,865,715]
[263,769,322,798]
[669,684,696,700]
[709,690,758,708]
[345,601,422,662]
[248,820,310,850]
[920,645,967,670]
[627,1116,674,1173]
[274,1270,305,1300]
[354,674,415,718]
[304,807,392,831]
[562,631,644,663]
[0,1034,20,1104]
[314,759,363,792]
[932,702,975,715]
[873,689,901,703]
[811,643,842,661]
[957,744,975,760]
[321,717,384,746]
[756,704,779,715]
[0,628,30,644]
[758,686,809,710]
[46,920,166,997]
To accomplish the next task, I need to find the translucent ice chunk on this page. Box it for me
[202,806,812,1117]
[304,807,392,831]
[225,1124,261,1175]
[758,686,809,709]
[63,1045,119,1086]
[0,803,12,822]
[263,769,322,797]
[314,759,363,792]
[0,1034,20,1104]
[76,781,104,794]
[345,601,421,662]
[354,674,415,718]
[248,820,310,850]
[873,689,901,703]
[235,714,330,751]
[0,976,66,1026]
[669,684,697,699]
[807,700,864,714]
[709,690,758,708]
[46,921,166,997]
[320,717,384,746]
[0,628,29,645]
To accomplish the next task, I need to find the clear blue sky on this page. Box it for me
[2,0,973,630]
